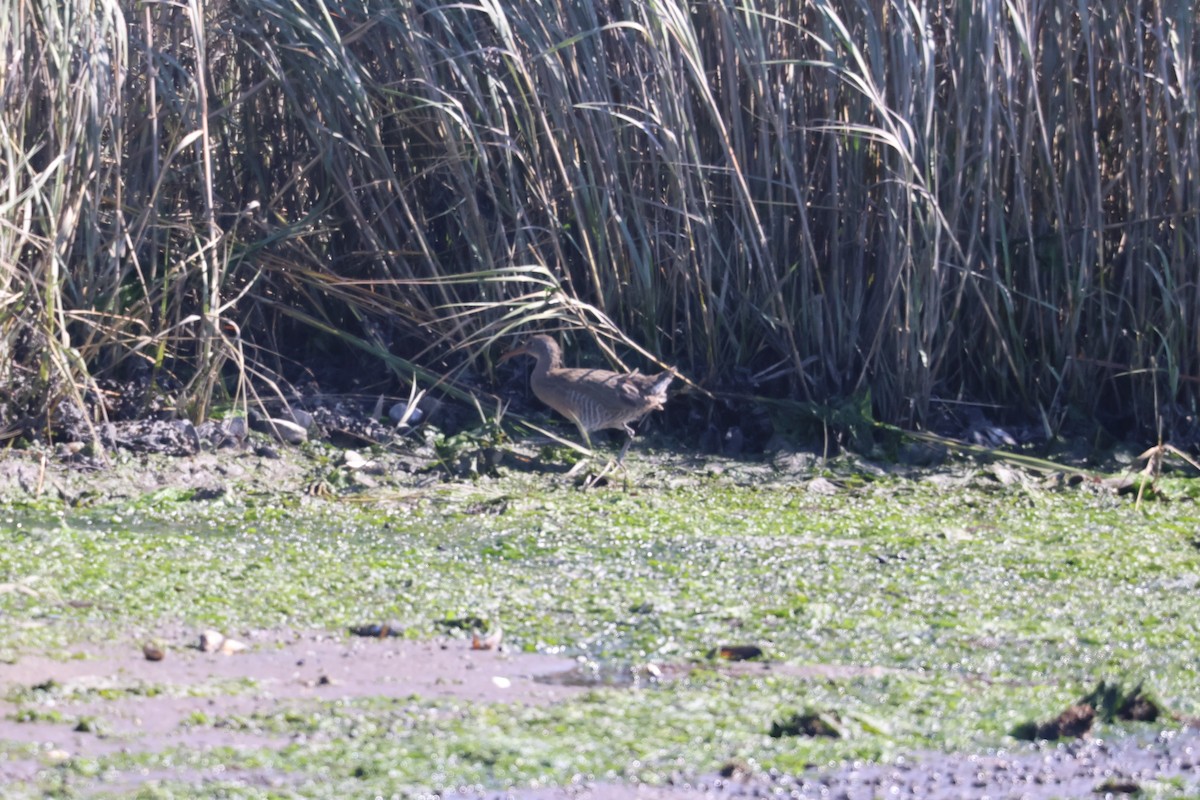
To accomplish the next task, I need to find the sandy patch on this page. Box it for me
[0,629,580,765]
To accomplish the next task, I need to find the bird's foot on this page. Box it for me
[576,457,628,490]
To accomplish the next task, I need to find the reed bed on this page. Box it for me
[2,0,1197,441]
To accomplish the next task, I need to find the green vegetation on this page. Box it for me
[22,676,1077,795]
[1,467,1198,794]
[4,472,1199,684]
[3,0,1198,437]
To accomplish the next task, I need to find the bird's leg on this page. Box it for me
[583,458,619,489]
[615,423,639,465]
[616,431,634,464]
[581,427,632,489]
[563,419,595,480]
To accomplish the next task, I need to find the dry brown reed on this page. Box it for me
[2,0,1197,440]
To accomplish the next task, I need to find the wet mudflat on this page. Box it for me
[0,444,1198,797]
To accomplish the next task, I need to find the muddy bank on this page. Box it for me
[2,436,1199,798]
[0,446,314,506]
[0,631,580,790]
[2,629,1198,798]
[448,729,1200,799]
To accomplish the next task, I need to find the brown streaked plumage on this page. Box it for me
[500,335,674,457]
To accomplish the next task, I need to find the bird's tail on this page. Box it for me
[650,369,677,397]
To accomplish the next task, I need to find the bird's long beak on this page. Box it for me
[498,343,528,363]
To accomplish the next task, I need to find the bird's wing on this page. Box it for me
[613,374,652,405]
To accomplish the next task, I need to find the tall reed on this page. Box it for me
[2,0,1197,440]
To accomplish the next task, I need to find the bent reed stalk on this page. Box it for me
[1,0,1197,441]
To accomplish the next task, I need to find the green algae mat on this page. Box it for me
[1,455,1198,797]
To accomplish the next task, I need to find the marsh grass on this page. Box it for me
[2,0,1197,439]
[3,472,1200,793]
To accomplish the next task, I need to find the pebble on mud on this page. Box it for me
[388,401,424,427]
[143,641,166,661]
[198,629,246,654]
[199,630,225,653]
[218,637,247,655]
[266,418,308,445]
[342,450,370,470]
